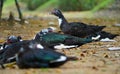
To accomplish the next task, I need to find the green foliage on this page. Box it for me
[3,0,15,8]
[19,0,29,3]
[27,0,48,10]
[79,0,100,10]
[36,0,58,11]
[92,0,114,12]
[20,0,114,11]
[58,0,81,11]
[58,0,104,11]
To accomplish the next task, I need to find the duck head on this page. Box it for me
[47,27,56,32]
[50,9,63,18]
[40,27,56,35]
[34,27,56,40]
[7,35,22,44]
[40,28,53,35]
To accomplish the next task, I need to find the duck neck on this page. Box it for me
[58,14,68,27]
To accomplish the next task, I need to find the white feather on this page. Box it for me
[100,38,116,42]
[54,44,77,49]
[20,39,23,41]
[49,26,56,31]
[7,56,16,62]
[92,35,101,40]
[0,46,3,50]
[50,56,67,63]
[37,44,44,49]
[58,18,62,26]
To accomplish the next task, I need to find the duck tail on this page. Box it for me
[97,26,106,31]
[99,31,119,39]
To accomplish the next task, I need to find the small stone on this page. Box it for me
[115,24,120,27]
[104,54,109,58]
[80,53,85,57]
[82,50,88,53]
[48,22,55,25]
[92,66,98,70]
[115,53,120,57]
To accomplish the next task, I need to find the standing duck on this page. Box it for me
[34,27,99,49]
[50,9,106,38]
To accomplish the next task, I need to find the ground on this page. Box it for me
[0,11,120,74]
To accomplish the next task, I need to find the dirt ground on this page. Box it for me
[0,12,120,74]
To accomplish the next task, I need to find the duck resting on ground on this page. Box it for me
[0,35,22,50]
[0,35,22,57]
[34,27,100,49]
[0,38,77,69]
[50,8,106,38]
[16,44,77,69]
[0,39,44,67]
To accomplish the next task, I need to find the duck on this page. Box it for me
[34,27,99,49]
[0,35,22,58]
[50,9,106,38]
[0,39,44,66]
[0,39,77,69]
[16,45,76,68]
[0,35,22,50]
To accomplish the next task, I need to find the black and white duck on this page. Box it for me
[0,39,77,69]
[0,35,22,57]
[16,45,77,68]
[50,9,106,38]
[0,35,22,50]
[34,27,99,49]
[0,39,43,66]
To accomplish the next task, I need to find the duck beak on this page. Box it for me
[49,9,55,15]
[7,39,12,44]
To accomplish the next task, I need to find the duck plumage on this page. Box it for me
[16,48,67,68]
[34,28,94,49]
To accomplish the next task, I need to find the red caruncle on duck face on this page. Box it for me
[51,9,62,17]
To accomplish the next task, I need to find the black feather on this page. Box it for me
[87,31,119,40]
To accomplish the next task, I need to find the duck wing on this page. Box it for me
[65,22,106,37]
